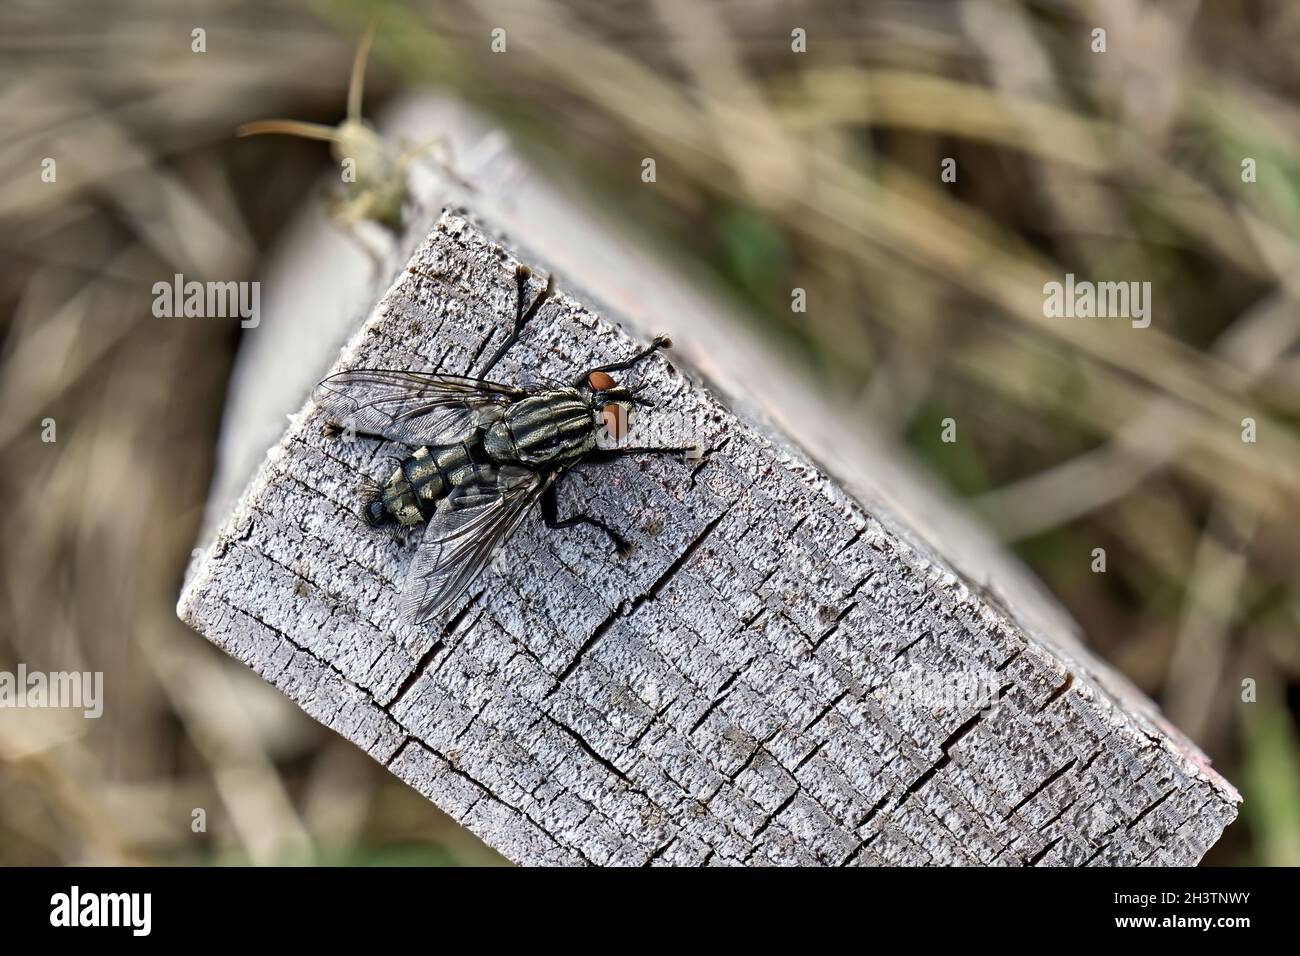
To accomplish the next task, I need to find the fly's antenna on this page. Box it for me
[347,24,376,123]
[236,119,343,142]
[237,25,373,142]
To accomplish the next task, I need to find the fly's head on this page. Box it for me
[584,370,652,441]
[579,333,672,441]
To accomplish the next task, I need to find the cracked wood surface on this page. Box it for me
[179,209,1239,866]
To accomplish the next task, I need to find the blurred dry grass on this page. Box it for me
[1,0,1298,865]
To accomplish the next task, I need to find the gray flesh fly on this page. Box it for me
[315,266,692,625]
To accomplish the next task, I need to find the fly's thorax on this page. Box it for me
[485,389,597,468]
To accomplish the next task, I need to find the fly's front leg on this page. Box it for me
[541,474,633,558]
[478,265,554,377]
[399,135,475,192]
[574,334,673,389]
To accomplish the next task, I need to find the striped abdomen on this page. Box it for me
[375,442,483,527]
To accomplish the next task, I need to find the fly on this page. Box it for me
[315,266,694,624]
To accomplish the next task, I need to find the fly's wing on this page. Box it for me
[402,466,553,624]
[315,369,524,446]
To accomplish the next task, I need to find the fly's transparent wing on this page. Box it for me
[402,466,553,624]
[315,369,524,446]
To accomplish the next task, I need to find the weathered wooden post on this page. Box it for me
[179,101,1238,865]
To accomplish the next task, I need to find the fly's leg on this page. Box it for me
[340,226,389,276]
[540,477,633,557]
[541,447,701,557]
[585,446,700,462]
[478,265,554,377]
[399,135,475,192]
[574,334,673,388]
[321,422,390,442]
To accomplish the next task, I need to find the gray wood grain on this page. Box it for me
[179,209,1239,866]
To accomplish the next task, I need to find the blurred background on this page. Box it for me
[2,0,1298,865]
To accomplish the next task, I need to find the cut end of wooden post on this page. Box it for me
[179,210,1239,866]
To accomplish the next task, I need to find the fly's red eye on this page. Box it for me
[588,371,617,391]
[603,404,628,440]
